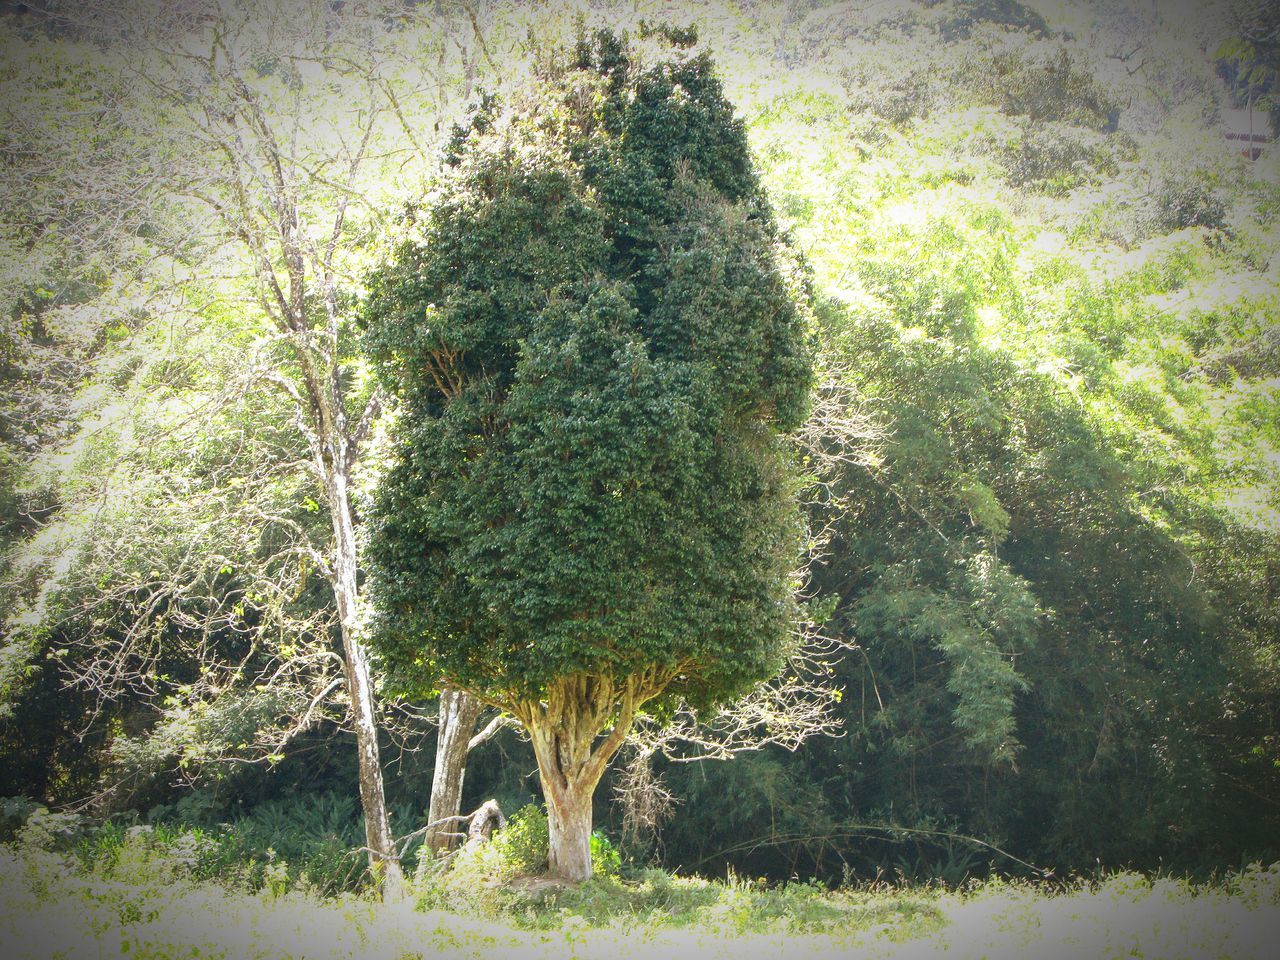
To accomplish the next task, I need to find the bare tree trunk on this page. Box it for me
[424,686,483,857]
[326,462,405,900]
[466,798,506,841]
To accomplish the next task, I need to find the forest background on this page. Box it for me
[2,0,1279,902]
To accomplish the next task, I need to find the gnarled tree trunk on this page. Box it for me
[520,671,668,882]
[543,776,595,882]
[528,719,602,882]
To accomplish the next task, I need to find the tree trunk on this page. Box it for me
[467,798,506,841]
[326,462,406,900]
[527,717,612,883]
[520,677,652,883]
[545,782,594,882]
[424,687,483,857]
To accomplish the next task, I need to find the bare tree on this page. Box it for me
[0,0,513,897]
[1,0,571,895]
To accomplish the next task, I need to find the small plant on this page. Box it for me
[262,855,289,899]
[17,806,89,851]
[0,797,40,841]
[589,831,620,878]
[492,805,551,878]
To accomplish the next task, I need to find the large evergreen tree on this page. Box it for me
[364,30,813,881]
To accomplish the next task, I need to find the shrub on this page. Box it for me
[0,796,41,841]
[988,48,1119,131]
[590,831,621,878]
[1,790,405,897]
[1002,121,1121,194]
[865,70,938,126]
[1146,174,1228,234]
[939,0,1053,42]
[16,805,90,851]
[416,804,621,910]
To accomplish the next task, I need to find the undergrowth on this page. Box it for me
[2,791,422,897]
[5,794,1279,960]
[2,838,1277,960]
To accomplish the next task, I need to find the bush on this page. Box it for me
[1146,174,1228,234]
[82,824,219,886]
[591,831,621,877]
[1002,121,1121,194]
[865,70,938,127]
[15,805,90,851]
[939,0,1052,42]
[988,48,1119,131]
[416,804,621,910]
[1,797,42,842]
[3,790,393,897]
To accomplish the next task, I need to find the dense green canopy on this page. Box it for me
[363,32,813,712]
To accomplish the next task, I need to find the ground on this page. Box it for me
[3,849,1278,959]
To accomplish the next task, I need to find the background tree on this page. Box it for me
[0,0,523,894]
[364,30,814,881]
[1216,0,1280,130]
[658,0,1280,878]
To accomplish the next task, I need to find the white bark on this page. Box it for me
[4,0,518,900]
[159,10,417,897]
[424,687,483,857]
[324,454,405,898]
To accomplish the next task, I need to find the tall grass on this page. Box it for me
[5,790,426,897]
[2,840,1276,960]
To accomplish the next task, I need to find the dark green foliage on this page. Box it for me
[652,751,838,878]
[720,209,1272,877]
[1147,174,1229,234]
[989,48,1120,131]
[364,33,812,711]
[938,0,1053,42]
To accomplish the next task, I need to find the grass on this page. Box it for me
[479,869,945,938]
[2,840,1278,960]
